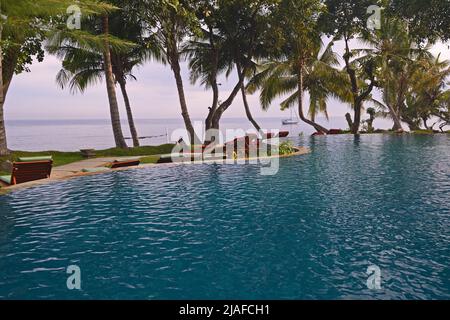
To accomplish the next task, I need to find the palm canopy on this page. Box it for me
[405,56,450,127]
[357,16,448,130]
[52,39,153,93]
[1,0,114,45]
[247,40,350,121]
[184,30,234,89]
[48,6,158,93]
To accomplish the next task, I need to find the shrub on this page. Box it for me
[278,141,296,156]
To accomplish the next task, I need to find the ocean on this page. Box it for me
[5,117,396,152]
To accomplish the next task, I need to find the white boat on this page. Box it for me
[282,119,299,125]
[282,107,299,125]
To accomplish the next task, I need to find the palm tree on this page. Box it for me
[365,107,376,133]
[0,0,114,155]
[138,0,201,145]
[184,0,276,136]
[238,65,262,133]
[47,3,137,149]
[405,56,450,130]
[101,14,128,148]
[250,0,341,134]
[436,91,449,132]
[186,27,263,133]
[321,0,378,134]
[359,17,433,131]
[185,26,232,133]
[247,41,350,132]
[53,10,156,148]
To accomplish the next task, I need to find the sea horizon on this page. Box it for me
[5,116,396,152]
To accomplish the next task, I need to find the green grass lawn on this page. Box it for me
[411,129,435,134]
[94,144,174,157]
[0,144,175,176]
[139,155,162,164]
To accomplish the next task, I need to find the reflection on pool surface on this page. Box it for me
[0,135,449,299]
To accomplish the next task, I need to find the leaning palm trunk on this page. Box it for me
[0,22,9,156]
[241,84,261,133]
[237,67,261,133]
[384,86,404,131]
[168,43,200,145]
[297,63,328,134]
[389,106,403,131]
[118,79,140,147]
[210,79,244,131]
[343,37,375,134]
[102,16,127,149]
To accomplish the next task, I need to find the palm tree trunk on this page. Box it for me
[204,80,219,144]
[389,106,403,131]
[241,84,261,133]
[237,66,261,132]
[402,116,420,131]
[297,63,328,134]
[170,54,200,145]
[205,42,219,132]
[352,98,363,134]
[345,113,353,130]
[422,117,430,130]
[205,82,218,132]
[344,36,365,134]
[211,78,244,130]
[0,23,9,156]
[118,79,140,147]
[102,15,127,149]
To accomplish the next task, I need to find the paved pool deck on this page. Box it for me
[0,156,156,193]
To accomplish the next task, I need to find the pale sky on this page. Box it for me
[4,41,449,121]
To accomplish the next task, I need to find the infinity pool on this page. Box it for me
[0,135,449,299]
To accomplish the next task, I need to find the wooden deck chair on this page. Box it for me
[110,159,141,169]
[0,160,53,186]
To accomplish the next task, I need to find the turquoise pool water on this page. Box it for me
[0,135,449,300]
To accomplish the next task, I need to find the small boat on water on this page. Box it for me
[282,119,299,125]
[282,106,299,125]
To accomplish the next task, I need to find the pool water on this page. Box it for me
[0,135,449,299]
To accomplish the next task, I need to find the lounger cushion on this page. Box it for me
[0,175,12,185]
[113,158,140,162]
[81,167,110,173]
[18,156,53,162]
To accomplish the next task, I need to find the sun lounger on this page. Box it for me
[110,159,141,169]
[18,156,53,162]
[328,129,343,135]
[0,160,53,186]
[157,153,206,164]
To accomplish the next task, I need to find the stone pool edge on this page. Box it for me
[0,147,310,195]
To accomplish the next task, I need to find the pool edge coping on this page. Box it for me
[0,146,310,194]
